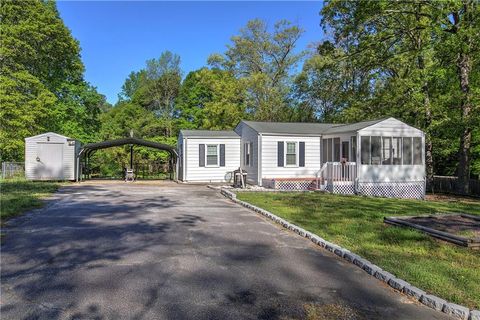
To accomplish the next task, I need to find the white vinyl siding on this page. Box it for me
[261,135,321,179]
[182,137,240,182]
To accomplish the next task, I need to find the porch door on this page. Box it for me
[342,141,349,161]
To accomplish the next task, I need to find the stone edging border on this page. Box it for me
[220,188,479,320]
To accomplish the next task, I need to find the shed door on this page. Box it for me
[38,143,64,179]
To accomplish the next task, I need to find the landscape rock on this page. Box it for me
[388,277,410,291]
[442,303,469,320]
[420,294,447,311]
[362,262,382,276]
[402,285,425,301]
[374,270,394,283]
[469,310,480,320]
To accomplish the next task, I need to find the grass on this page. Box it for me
[0,179,60,221]
[236,192,480,309]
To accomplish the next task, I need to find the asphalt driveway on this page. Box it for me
[1,182,452,319]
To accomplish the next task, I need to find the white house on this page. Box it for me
[177,130,240,183]
[177,117,426,199]
[25,132,80,181]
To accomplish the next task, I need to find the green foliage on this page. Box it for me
[295,0,480,178]
[0,0,106,161]
[208,19,305,122]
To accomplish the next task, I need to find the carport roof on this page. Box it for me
[79,137,177,156]
[180,130,240,138]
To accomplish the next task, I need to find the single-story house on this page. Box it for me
[177,117,426,199]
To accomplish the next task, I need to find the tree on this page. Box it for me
[209,19,304,121]
[175,68,247,130]
[0,0,101,161]
[316,0,479,189]
[117,51,182,137]
[435,0,480,193]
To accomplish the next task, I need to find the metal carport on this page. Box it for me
[77,137,177,182]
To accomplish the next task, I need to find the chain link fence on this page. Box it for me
[1,162,25,179]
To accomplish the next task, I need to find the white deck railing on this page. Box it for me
[317,162,357,186]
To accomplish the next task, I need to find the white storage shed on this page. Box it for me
[25,132,80,181]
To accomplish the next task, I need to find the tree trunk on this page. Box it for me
[456,52,472,194]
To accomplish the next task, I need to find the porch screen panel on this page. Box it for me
[392,137,402,164]
[403,137,412,165]
[322,139,328,164]
[413,137,422,165]
[371,136,381,165]
[342,141,349,161]
[361,136,370,164]
[382,137,392,165]
[334,138,341,162]
[351,136,356,163]
[327,139,333,162]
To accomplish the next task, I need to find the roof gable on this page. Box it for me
[240,120,337,135]
[25,132,71,141]
[180,130,239,138]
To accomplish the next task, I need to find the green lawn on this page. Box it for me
[236,192,480,309]
[0,179,60,221]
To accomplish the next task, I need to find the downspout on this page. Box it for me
[258,133,262,186]
[355,131,360,194]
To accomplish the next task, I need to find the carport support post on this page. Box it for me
[130,145,134,170]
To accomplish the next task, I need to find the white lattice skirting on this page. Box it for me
[357,181,425,199]
[263,179,318,191]
[327,182,355,195]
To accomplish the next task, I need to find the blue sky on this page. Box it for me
[57,1,325,104]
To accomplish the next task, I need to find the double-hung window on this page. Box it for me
[206,144,218,166]
[285,142,297,166]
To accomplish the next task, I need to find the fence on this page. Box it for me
[426,176,480,197]
[1,162,25,179]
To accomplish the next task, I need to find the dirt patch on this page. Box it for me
[426,193,480,204]
[402,214,480,239]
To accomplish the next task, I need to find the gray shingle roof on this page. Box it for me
[241,121,338,135]
[240,118,389,135]
[180,130,240,138]
[323,118,388,134]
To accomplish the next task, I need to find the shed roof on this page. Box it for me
[240,120,337,135]
[180,130,240,138]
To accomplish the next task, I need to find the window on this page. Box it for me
[403,137,412,165]
[392,137,402,164]
[286,142,297,166]
[244,143,251,166]
[206,145,218,166]
[371,136,382,165]
[413,137,422,165]
[361,136,370,164]
[382,137,392,165]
